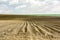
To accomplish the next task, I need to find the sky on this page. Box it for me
[0,0,60,14]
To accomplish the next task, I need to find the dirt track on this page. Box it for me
[0,15,60,40]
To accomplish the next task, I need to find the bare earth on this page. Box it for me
[0,15,60,40]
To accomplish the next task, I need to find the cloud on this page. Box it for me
[0,4,8,13]
[0,0,60,14]
[9,0,19,5]
[0,0,8,2]
[15,5,27,9]
[51,6,60,13]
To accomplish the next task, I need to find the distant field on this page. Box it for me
[0,15,60,40]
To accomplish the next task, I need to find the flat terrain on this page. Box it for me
[0,15,60,40]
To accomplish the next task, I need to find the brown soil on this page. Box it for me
[0,15,60,40]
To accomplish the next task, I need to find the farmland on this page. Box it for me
[0,15,60,40]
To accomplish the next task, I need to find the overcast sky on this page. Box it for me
[0,0,60,14]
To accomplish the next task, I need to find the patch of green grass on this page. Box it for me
[29,14,60,17]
